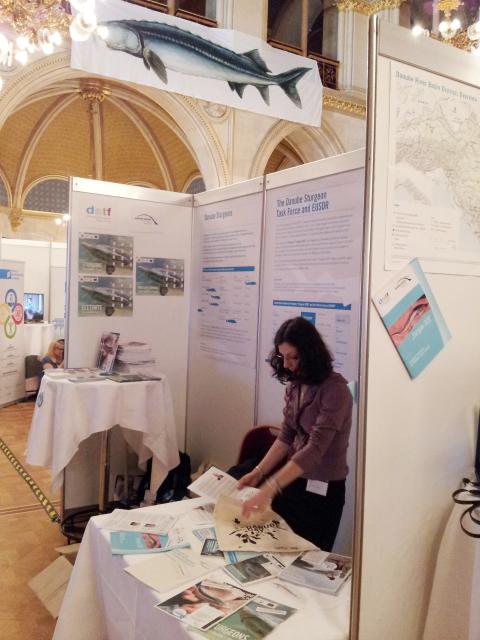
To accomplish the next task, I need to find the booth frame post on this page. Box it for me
[350,14,378,640]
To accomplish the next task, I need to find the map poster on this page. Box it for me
[372,258,451,379]
[386,61,480,276]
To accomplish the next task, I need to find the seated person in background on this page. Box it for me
[41,339,64,373]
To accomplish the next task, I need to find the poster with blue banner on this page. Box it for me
[373,258,451,379]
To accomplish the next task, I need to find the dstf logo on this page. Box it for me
[86,205,112,217]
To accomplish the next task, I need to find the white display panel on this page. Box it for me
[187,179,263,469]
[257,151,365,555]
[67,178,192,446]
[357,20,480,640]
[0,259,25,405]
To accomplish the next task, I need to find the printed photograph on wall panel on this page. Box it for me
[78,275,133,317]
[193,193,262,368]
[266,169,364,382]
[136,257,185,296]
[386,61,480,275]
[78,232,134,276]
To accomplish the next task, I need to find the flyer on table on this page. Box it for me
[372,258,451,378]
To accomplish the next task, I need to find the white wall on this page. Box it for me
[357,21,479,640]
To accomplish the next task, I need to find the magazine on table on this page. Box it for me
[202,595,297,640]
[201,539,225,558]
[155,578,256,631]
[96,331,120,373]
[124,548,219,594]
[223,550,260,565]
[192,526,217,544]
[223,554,286,586]
[187,466,259,502]
[110,529,189,555]
[103,372,162,383]
[99,508,177,535]
[278,551,352,595]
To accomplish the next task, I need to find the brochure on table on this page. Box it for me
[0,260,25,405]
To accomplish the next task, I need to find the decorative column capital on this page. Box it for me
[335,0,405,16]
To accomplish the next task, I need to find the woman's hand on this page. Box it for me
[237,467,263,489]
[241,484,276,519]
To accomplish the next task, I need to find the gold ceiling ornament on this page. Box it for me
[8,206,23,231]
[323,93,366,118]
[79,83,112,105]
[335,0,405,16]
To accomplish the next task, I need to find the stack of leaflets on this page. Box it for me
[278,551,352,596]
[114,341,156,372]
[155,578,256,631]
[110,529,189,555]
[203,595,297,640]
[103,372,162,383]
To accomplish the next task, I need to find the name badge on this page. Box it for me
[306,479,328,496]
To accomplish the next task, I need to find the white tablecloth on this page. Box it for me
[53,498,351,640]
[26,375,180,494]
[423,502,480,640]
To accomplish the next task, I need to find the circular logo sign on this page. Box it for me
[5,288,17,310]
[4,315,16,339]
[12,303,23,325]
[0,303,10,323]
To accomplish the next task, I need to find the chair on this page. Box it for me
[236,424,281,465]
[25,355,43,393]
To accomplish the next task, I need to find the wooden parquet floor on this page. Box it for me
[0,401,65,640]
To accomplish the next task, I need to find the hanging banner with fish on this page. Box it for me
[70,0,322,126]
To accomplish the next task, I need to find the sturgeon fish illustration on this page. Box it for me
[100,20,311,108]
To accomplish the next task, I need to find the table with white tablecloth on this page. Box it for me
[26,374,180,502]
[53,497,351,640]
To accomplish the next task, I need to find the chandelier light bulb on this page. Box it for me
[467,21,480,40]
[0,33,9,56]
[69,12,98,42]
[40,41,54,55]
[451,17,461,31]
[49,31,63,46]
[412,24,426,37]
[62,214,71,222]
[14,49,29,65]
[16,35,29,50]
[54,217,63,226]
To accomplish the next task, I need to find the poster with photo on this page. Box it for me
[136,257,184,296]
[78,276,133,317]
[96,331,120,373]
[78,232,134,275]
[372,258,451,378]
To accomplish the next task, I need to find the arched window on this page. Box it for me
[0,175,9,207]
[126,0,217,26]
[23,178,69,213]
[268,0,339,89]
[185,176,206,194]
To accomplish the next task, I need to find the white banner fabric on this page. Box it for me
[0,260,25,405]
[70,0,322,126]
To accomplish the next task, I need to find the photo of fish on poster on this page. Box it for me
[79,232,134,276]
[78,275,133,317]
[70,0,322,126]
[136,257,184,296]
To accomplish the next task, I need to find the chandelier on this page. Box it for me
[411,0,480,53]
[0,0,102,91]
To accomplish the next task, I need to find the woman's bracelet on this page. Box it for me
[265,476,283,495]
[254,464,265,479]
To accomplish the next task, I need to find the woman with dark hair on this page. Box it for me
[237,316,352,551]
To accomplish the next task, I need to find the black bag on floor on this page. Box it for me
[138,452,192,504]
